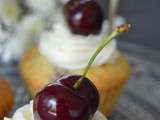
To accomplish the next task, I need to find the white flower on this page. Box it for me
[0,24,10,55]
[0,0,21,25]
[1,14,44,62]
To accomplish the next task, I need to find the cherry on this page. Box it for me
[34,74,99,120]
[59,75,99,113]
[64,0,104,35]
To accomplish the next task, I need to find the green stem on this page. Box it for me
[73,31,120,89]
[73,23,131,89]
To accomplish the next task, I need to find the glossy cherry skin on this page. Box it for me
[64,0,104,35]
[59,74,99,113]
[33,74,99,120]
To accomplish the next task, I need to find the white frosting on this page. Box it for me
[39,12,117,70]
[4,101,107,120]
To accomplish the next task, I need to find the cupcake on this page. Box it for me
[0,78,14,119]
[19,0,131,116]
[5,74,108,120]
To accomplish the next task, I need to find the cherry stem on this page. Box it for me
[73,24,131,89]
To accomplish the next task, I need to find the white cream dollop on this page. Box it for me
[39,12,117,70]
[4,101,107,120]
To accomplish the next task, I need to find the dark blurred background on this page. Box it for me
[100,0,160,51]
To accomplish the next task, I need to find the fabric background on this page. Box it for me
[100,0,160,51]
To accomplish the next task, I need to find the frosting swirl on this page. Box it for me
[4,101,107,120]
[39,12,117,70]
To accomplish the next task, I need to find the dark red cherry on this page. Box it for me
[64,0,104,35]
[59,75,99,113]
[33,74,99,120]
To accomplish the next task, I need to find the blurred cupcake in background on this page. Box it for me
[19,0,131,116]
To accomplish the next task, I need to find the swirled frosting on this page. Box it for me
[4,101,107,120]
[39,12,118,70]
